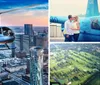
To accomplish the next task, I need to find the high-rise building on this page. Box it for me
[36,33,48,49]
[24,24,33,35]
[30,46,43,85]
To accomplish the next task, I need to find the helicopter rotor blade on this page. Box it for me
[0,4,40,14]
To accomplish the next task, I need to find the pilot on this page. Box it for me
[3,30,8,36]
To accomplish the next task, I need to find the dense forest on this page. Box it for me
[50,44,100,85]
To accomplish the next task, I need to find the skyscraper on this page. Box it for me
[24,24,33,35]
[30,46,43,85]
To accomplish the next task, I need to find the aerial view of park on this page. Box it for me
[50,44,100,85]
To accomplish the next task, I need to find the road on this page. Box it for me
[10,73,30,85]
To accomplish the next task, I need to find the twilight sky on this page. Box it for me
[50,0,100,16]
[0,0,48,26]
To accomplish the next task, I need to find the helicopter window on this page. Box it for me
[0,27,15,44]
[3,30,8,36]
[91,19,100,30]
[2,27,14,37]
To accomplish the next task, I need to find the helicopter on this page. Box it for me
[0,27,15,49]
[50,0,100,42]
[0,27,15,43]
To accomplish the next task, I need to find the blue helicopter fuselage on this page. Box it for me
[79,16,100,41]
[50,16,100,41]
[0,34,15,43]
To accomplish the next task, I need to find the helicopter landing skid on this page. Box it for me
[0,43,11,50]
[5,43,10,49]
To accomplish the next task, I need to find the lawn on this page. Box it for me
[84,73,100,85]
[50,47,100,85]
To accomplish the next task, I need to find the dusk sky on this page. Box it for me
[0,0,48,26]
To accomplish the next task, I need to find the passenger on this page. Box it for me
[64,15,74,42]
[3,30,8,36]
[72,16,80,42]
[8,30,12,36]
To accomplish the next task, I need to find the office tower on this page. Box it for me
[30,46,43,85]
[24,24,33,35]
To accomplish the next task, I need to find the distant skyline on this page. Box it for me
[50,0,100,16]
[0,0,48,26]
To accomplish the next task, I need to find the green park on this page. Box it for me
[50,44,100,85]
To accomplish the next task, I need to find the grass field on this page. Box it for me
[50,44,100,85]
[84,73,100,85]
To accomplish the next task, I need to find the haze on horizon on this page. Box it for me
[50,0,100,16]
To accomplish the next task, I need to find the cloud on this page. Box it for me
[0,0,48,26]
[0,3,48,15]
[23,10,48,16]
[0,2,48,26]
[0,0,48,10]
[31,3,48,10]
[1,16,48,26]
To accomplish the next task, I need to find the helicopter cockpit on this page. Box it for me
[0,27,14,36]
[0,27,15,43]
